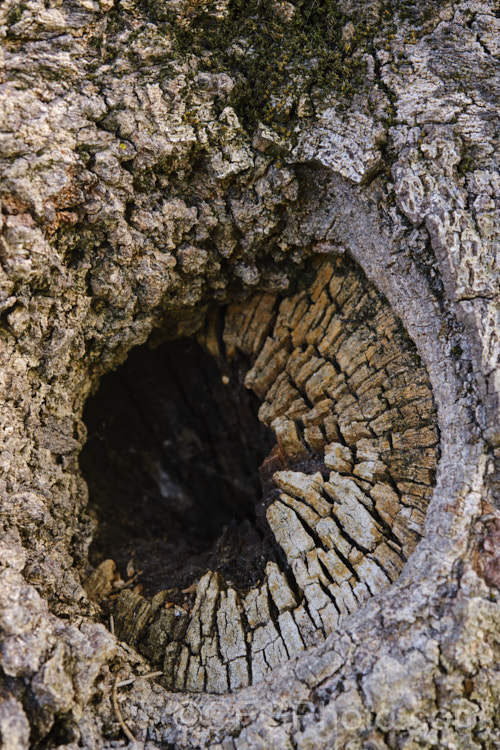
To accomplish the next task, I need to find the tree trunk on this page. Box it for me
[0,0,499,748]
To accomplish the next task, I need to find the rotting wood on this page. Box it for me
[109,258,438,693]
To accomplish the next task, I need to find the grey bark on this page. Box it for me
[0,0,499,748]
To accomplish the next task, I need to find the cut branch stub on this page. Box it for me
[88,257,438,694]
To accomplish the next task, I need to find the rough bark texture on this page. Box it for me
[0,0,499,748]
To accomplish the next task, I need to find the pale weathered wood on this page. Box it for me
[111,258,438,693]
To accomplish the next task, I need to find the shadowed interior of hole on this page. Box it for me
[80,336,278,596]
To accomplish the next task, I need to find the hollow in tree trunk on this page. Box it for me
[0,0,499,748]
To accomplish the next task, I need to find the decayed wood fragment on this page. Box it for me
[112,258,438,693]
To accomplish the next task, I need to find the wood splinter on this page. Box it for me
[112,674,137,744]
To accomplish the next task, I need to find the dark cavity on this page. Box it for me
[80,336,278,597]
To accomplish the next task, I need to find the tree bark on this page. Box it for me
[0,0,499,748]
